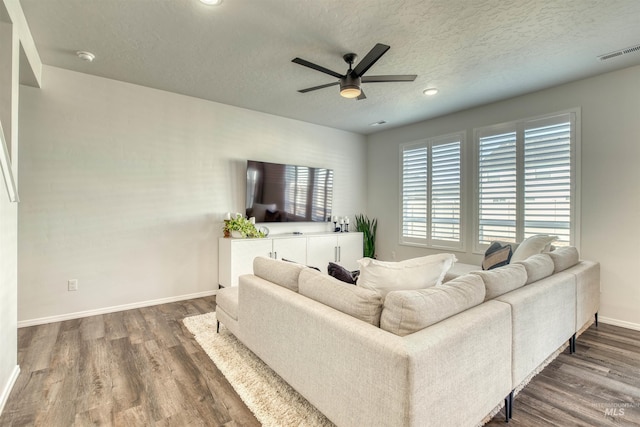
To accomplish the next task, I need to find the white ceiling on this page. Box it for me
[19,0,640,135]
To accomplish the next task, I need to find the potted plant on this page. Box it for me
[355,214,377,258]
[223,215,266,238]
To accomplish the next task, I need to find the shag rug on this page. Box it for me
[183,312,334,427]
[185,312,592,427]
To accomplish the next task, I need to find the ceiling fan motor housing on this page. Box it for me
[340,74,362,98]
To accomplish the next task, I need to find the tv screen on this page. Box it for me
[246,160,333,223]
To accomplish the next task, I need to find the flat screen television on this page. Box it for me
[246,160,333,223]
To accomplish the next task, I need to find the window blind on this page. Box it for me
[431,141,461,242]
[477,131,517,245]
[474,111,576,250]
[401,145,428,240]
[524,121,571,244]
[401,133,463,249]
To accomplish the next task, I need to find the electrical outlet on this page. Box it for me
[68,279,78,291]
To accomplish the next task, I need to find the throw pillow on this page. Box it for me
[482,241,513,270]
[356,253,457,298]
[282,258,320,272]
[510,235,558,263]
[327,262,357,285]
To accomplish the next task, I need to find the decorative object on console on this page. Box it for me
[223,214,266,239]
[355,214,377,258]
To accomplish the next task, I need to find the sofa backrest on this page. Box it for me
[514,253,555,285]
[548,246,580,273]
[298,268,383,326]
[253,256,305,292]
[471,263,527,300]
[380,274,486,336]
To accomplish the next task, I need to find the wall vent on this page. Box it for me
[598,43,640,62]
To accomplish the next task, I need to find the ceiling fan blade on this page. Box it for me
[356,90,367,100]
[352,43,390,77]
[362,75,417,83]
[292,58,344,79]
[298,81,340,93]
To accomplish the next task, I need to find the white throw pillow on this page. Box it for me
[356,253,457,297]
[510,235,558,263]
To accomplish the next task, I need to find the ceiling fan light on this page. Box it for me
[340,86,361,98]
[423,87,439,96]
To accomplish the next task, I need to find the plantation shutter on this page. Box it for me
[401,133,464,249]
[431,141,461,242]
[477,130,517,245]
[523,119,572,245]
[475,111,577,251]
[401,143,428,241]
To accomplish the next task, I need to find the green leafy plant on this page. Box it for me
[355,214,377,258]
[224,215,265,238]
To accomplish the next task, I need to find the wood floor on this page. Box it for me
[0,296,259,427]
[1,298,639,426]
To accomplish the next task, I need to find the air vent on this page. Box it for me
[598,43,640,62]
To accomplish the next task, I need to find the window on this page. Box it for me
[474,111,578,251]
[400,132,464,249]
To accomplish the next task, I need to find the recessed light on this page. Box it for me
[200,0,222,5]
[76,51,95,62]
[423,88,439,96]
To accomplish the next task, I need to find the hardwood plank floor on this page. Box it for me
[2,299,639,426]
[486,323,640,426]
[1,297,259,427]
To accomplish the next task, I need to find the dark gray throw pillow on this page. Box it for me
[328,262,358,285]
[482,241,513,270]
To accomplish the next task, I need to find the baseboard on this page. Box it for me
[17,289,218,328]
[598,316,640,331]
[0,365,20,417]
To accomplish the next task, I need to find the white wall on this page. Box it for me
[18,66,366,323]
[0,163,18,413]
[367,65,640,329]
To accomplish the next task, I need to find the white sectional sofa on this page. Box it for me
[215,247,599,427]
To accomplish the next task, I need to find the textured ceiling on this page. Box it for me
[19,0,640,135]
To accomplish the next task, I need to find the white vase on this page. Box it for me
[231,230,244,238]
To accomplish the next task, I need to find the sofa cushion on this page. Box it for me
[511,234,558,262]
[380,274,486,336]
[216,286,239,321]
[471,263,527,300]
[482,241,513,270]
[515,253,555,285]
[253,256,305,292]
[548,246,580,273]
[356,253,456,297]
[298,268,383,326]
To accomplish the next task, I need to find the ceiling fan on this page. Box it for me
[292,43,417,100]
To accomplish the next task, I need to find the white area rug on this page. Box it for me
[185,312,589,427]
[183,312,334,427]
